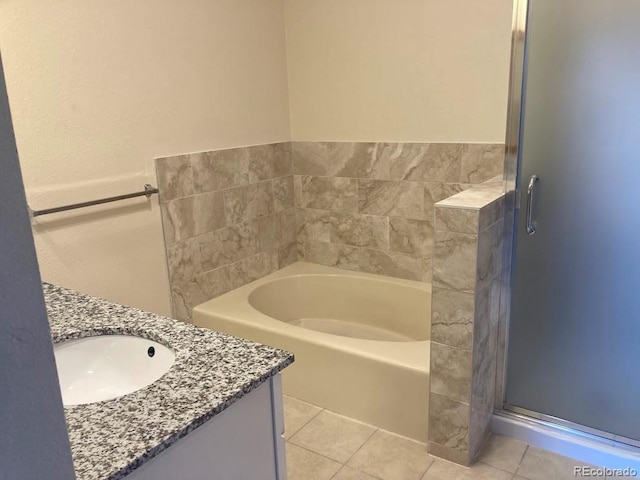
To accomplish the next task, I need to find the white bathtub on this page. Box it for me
[192,262,430,442]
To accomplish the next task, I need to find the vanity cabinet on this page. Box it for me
[126,375,287,480]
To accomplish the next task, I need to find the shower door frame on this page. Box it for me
[497,0,640,450]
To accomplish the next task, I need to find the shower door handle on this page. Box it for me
[526,175,539,235]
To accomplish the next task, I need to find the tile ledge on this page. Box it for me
[435,181,504,210]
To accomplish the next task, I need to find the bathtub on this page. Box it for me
[192,262,430,442]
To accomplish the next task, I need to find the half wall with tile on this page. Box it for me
[155,143,296,321]
[428,178,505,465]
[156,142,505,326]
[294,142,504,283]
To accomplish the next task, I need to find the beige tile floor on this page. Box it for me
[283,395,611,480]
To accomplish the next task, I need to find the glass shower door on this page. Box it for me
[506,0,640,443]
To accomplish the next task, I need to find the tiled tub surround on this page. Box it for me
[428,178,505,466]
[156,142,504,320]
[155,143,296,322]
[44,283,292,480]
[293,142,504,283]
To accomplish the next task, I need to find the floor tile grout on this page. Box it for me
[417,456,436,480]
[284,398,324,439]
[476,457,524,476]
[340,426,379,469]
[284,395,581,480]
[286,441,346,466]
[287,405,381,478]
[421,457,436,478]
[514,444,529,476]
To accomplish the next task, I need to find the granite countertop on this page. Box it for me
[44,283,293,480]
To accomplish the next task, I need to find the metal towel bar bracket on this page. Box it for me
[29,184,159,218]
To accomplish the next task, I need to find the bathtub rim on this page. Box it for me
[247,272,430,342]
[192,261,431,373]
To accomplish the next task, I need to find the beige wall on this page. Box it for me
[0,0,512,316]
[0,0,291,315]
[284,0,513,142]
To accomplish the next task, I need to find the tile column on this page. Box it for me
[428,181,505,465]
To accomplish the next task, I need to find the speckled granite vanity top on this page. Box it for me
[44,283,293,480]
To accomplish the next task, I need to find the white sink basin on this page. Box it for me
[54,335,175,406]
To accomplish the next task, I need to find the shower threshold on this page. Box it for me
[491,409,640,472]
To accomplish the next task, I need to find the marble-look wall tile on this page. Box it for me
[156,155,194,202]
[433,231,478,293]
[228,251,275,289]
[293,142,380,178]
[157,143,297,322]
[469,407,492,465]
[291,142,504,284]
[296,208,332,243]
[358,180,424,219]
[435,207,479,234]
[166,236,202,287]
[422,257,433,283]
[224,181,274,225]
[296,209,389,250]
[472,330,498,421]
[460,144,504,184]
[171,291,192,324]
[389,217,433,256]
[329,212,389,249]
[304,241,361,272]
[257,208,295,250]
[429,393,469,453]
[358,247,423,281]
[171,267,232,322]
[479,197,504,232]
[166,230,231,285]
[430,342,472,403]
[424,182,465,222]
[469,282,500,459]
[470,352,497,448]
[191,149,250,193]
[274,175,294,212]
[495,208,513,407]
[476,220,503,292]
[257,214,279,251]
[304,241,423,281]
[438,183,505,210]
[274,241,297,270]
[198,230,231,272]
[278,208,297,246]
[248,143,291,182]
[294,175,358,212]
[428,442,470,467]
[428,180,506,466]
[161,191,226,244]
[386,143,462,183]
[431,287,475,349]
[220,221,260,262]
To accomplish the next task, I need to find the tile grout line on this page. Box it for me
[284,402,324,440]
[476,458,525,477]
[417,455,436,480]
[339,426,379,469]
[421,454,438,478]
[286,440,346,467]
[286,399,385,478]
[513,444,529,477]
[161,171,294,205]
